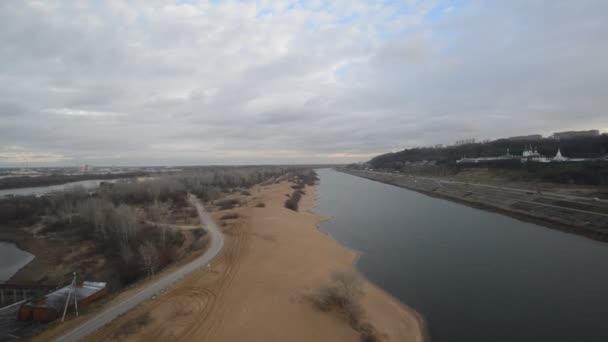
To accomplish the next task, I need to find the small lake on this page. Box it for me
[0,242,34,282]
[314,168,608,342]
[0,179,119,198]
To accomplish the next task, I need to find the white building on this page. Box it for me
[553,148,568,162]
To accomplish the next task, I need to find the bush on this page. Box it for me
[284,191,303,211]
[220,213,239,220]
[358,323,381,342]
[216,199,239,210]
[311,271,378,341]
[313,271,362,313]
[241,190,252,196]
[192,228,207,239]
[255,202,266,208]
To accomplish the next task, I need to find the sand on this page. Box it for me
[64,181,427,341]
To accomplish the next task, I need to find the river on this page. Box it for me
[0,242,34,283]
[0,179,120,198]
[314,168,608,342]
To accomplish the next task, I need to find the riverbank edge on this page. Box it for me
[339,169,608,244]
[0,233,38,283]
[307,183,431,342]
[0,173,143,192]
[0,240,35,283]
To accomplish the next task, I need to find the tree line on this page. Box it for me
[368,134,608,169]
[1,166,306,287]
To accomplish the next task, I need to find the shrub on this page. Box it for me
[220,213,239,220]
[216,199,239,210]
[192,228,206,239]
[358,323,381,342]
[241,190,252,196]
[312,271,362,312]
[311,271,378,341]
[255,202,266,208]
[284,191,302,211]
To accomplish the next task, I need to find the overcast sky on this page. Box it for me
[1,0,607,166]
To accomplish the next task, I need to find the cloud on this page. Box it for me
[43,108,123,117]
[0,0,606,166]
[0,146,69,164]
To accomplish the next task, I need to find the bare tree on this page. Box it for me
[138,242,159,277]
[114,204,139,244]
[147,200,162,222]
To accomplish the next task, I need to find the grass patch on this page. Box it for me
[111,313,151,339]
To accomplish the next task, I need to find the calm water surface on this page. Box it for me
[314,168,608,342]
[0,179,119,198]
[0,242,34,282]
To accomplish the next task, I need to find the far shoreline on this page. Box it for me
[340,168,608,244]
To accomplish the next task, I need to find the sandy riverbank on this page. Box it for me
[75,181,426,341]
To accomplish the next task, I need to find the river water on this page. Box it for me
[0,179,119,198]
[314,168,608,342]
[0,242,34,283]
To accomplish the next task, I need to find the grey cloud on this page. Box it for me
[0,1,606,166]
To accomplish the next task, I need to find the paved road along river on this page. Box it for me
[55,195,223,342]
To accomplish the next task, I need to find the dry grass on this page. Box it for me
[311,271,382,342]
[111,313,151,339]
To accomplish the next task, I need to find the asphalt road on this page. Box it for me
[55,195,224,342]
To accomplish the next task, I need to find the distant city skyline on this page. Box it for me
[1,1,607,166]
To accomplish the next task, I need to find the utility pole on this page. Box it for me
[61,272,79,322]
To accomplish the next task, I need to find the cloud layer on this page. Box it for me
[1,0,607,166]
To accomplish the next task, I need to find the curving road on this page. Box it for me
[55,195,224,342]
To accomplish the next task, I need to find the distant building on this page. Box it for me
[553,148,567,162]
[508,134,543,141]
[552,130,599,139]
[457,145,593,165]
[456,149,517,164]
[521,145,551,163]
[454,138,476,146]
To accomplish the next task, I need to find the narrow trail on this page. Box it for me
[54,195,224,342]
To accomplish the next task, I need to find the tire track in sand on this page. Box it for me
[176,209,252,342]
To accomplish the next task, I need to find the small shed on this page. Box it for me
[18,281,107,322]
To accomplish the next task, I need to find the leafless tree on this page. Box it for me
[138,242,159,277]
[114,204,139,244]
